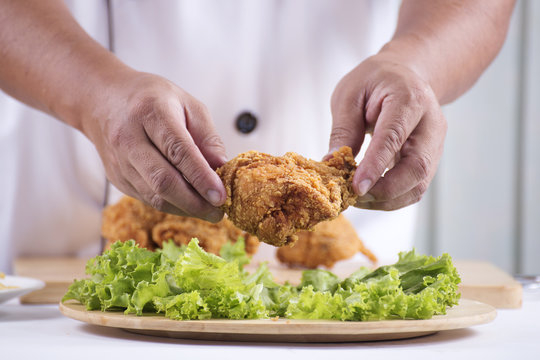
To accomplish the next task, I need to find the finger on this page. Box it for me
[353,94,424,196]
[109,151,215,218]
[184,101,228,169]
[143,103,226,207]
[115,175,192,218]
[127,141,224,222]
[118,162,188,216]
[327,86,367,158]
[102,154,148,204]
[354,181,428,211]
[356,110,444,202]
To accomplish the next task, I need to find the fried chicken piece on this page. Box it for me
[276,214,377,269]
[102,196,259,255]
[102,196,166,250]
[217,146,357,247]
[152,214,259,255]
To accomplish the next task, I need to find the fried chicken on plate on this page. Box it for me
[217,146,357,247]
[102,196,165,250]
[276,214,377,269]
[152,214,259,255]
[102,195,377,269]
[102,196,259,255]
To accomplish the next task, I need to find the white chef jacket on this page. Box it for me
[0,0,416,273]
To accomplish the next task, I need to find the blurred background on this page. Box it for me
[415,0,540,275]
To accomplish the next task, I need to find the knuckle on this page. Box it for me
[165,137,191,169]
[414,181,429,197]
[186,99,211,120]
[408,184,428,205]
[440,113,449,133]
[163,139,209,189]
[131,93,179,128]
[410,84,430,104]
[383,123,406,154]
[402,78,431,106]
[149,193,167,212]
[372,152,390,174]
[148,166,176,197]
[329,125,354,146]
[201,133,225,150]
[195,102,211,117]
[411,154,432,181]
[130,95,161,122]
[108,123,132,149]
[185,168,207,189]
[166,143,207,188]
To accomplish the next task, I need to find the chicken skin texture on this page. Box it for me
[102,196,259,255]
[152,214,259,255]
[217,146,357,247]
[276,214,377,269]
[102,196,166,251]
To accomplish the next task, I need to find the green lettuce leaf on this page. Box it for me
[219,237,251,270]
[63,240,460,321]
[174,239,267,319]
[157,239,186,263]
[153,292,212,320]
[285,286,345,320]
[335,250,461,320]
[298,269,340,293]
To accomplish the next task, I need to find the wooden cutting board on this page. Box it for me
[452,260,522,309]
[13,257,522,308]
[14,257,89,304]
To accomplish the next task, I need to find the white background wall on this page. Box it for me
[415,0,540,275]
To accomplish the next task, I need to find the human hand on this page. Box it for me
[81,71,227,222]
[329,55,447,210]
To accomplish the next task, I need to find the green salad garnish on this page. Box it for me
[62,239,460,321]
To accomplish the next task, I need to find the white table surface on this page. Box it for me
[1,292,539,360]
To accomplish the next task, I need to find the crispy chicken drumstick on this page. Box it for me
[276,214,377,268]
[217,146,357,246]
[102,196,259,255]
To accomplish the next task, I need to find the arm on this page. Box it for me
[385,0,515,104]
[329,0,515,210]
[0,0,227,221]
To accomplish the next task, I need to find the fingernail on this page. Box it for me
[356,179,372,196]
[356,193,375,203]
[206,189,223,206]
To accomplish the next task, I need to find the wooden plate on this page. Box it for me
[59,299,496,342]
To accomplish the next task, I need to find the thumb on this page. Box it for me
[327,87,366,159]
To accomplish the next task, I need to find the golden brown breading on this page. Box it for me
[217,146,357,247]
[101,196,259,255]
[276,214,377,268]
[152,214,259,255]
[101,196,166,250]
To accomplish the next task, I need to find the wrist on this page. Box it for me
[378,37,433,85]
[53,55,136,137]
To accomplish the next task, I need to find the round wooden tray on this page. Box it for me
[59,299,496,342]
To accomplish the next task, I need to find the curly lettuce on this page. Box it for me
[63,240,460,321]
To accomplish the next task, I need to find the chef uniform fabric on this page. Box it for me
[0,0,416,272]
